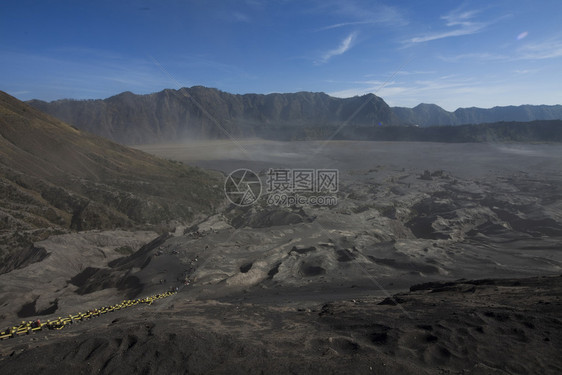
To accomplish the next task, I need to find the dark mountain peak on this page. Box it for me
[414,103,444,110]
[107,90,138,103]
[26,98,48,106]
[453,106,479,112]
[114,90,135,97]
[294,90,329,97]
[185,85,220,94]
[188,85,216,91]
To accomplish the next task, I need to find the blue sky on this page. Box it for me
[1,0,561,110]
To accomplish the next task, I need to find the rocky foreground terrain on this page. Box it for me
[0,274,561,375]
[1,139,561,373]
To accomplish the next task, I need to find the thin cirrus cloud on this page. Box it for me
[437,36,562,62]
[329,1,407,27]
[315,21,372,32]
[437,52,507,63]
[317,32,357,64]
[407,7,487,43]
[313,0,408,31]
[517,39,562,60]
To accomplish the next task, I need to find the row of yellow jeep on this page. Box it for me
[0,291,176,340]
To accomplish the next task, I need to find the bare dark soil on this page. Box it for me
[1,141,561,374]
[1,275,561,374]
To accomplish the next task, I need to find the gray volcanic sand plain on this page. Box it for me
[1,141,562,374]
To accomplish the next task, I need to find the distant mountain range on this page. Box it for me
[26,86,562,145]
[393,103,562,127]
[28,87,400,145]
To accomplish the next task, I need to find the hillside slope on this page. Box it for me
[0,91,223,270]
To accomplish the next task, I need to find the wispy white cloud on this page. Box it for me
[332,1,408,26]
[314,0,408,30]
[437,52,507,62]
[437,36,562,62]
[362,70,435,78]
[441,9,481,27]
[407,7,487,43]
[393,70,437,76]
[517,39,562,60]
[317,32,357,64]
[513,68,539,75]
[315,21,371,32]
[410,27,483,43]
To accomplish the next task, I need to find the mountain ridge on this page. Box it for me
[28,87,400,145]
[26,86,562,144]
[393,103,562,126]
